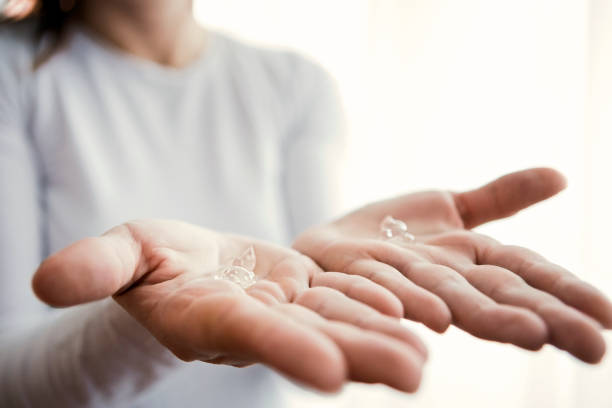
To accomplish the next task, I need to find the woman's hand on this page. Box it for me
[294,168,612,363]
[32,220,427,392]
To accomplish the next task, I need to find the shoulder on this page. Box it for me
[212,31,337,98]
[210,31,341,131]
[0,20,37,77]
[0,20,37,110]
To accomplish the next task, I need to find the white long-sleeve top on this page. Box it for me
[0,21,345,407]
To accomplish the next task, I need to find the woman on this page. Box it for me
[2,1,611,407]
[0,1,431,406]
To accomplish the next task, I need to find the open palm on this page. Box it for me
[33,219,427,392]
[294,168,612,363]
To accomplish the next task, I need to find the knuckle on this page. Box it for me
[295,287,334,313]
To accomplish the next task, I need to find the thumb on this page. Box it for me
[32,225,144,307]
[453,167,567,229]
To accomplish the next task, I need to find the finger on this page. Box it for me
[246,277,416,350]
[478,244,612,329]
[245,280,287,306]
[461,265,606,363]
[33,224,144,307]
[343,258,452,332]
[276,303,425,392]
[136,291,348,392]
[263,254,314,301]
[295,286,428,359]
[310,271,403,318]
[453,168,567,229]
[378,247,548,349]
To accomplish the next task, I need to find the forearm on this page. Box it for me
[0,299,178,407]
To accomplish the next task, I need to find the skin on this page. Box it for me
[294,168,612,363]
[32,168,612,396]
[3,0,36,19]
[32,220,427,392]
[78,0,205,68]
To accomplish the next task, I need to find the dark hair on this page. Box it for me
[2,0,80,68]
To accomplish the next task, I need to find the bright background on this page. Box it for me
[194,1,612,407]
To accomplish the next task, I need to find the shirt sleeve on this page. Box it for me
[281,57,347,239]
[0,31,44,327]
[0,32,178,407]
